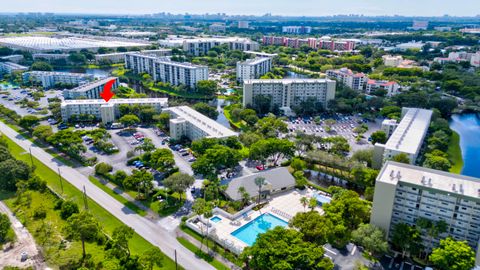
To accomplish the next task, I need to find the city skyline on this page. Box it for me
[1,0,480,17]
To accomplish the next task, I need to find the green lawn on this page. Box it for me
[222,106,245,130]
[176,237,230,270]
[88,176,147,216]
[180,226,243,267]
[448,131,464,174]
[2,135,179,270]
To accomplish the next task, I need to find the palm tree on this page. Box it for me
[308,197,317,211]
[300,197,309,212]
[254,177,266,204]
[238,186,250,207]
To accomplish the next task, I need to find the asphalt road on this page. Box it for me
[0,121,215,270]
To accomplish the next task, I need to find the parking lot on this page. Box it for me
[0,87,63,117]
[284,115,382,154]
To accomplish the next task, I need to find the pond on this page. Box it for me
[215,98,232,128]
[285,70,310,79]
[449,113,480,178]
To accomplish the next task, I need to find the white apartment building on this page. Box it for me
[0,54,24,63]
[165,106,238,141]
[63,77,119,100]
[381,119,399,138]
[61,98,168,124]
[366,79,401,96]
[371,161,480,265]
[32,53,70,62]
[372,108,433,169]
[209,23,226,33]
[181,37,259,56]
[125,53,208,89]
[326,68,367,91]
[22,71,94,89]
[237,21,250,29]
[382,55,404,67]
[282,26,312,34]
[95,49,172,64]
[236,57,273,82]
[243,79,336,114]
[0,61,28,74]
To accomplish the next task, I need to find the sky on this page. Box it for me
[1,0,480,17]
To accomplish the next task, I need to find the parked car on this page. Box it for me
[256,165,265,171]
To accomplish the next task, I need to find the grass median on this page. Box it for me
[448,130,463,174]
[176,237,229,270]
[2,134,179,270]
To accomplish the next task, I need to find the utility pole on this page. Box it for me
[175,249,178,270]
[83,185,89,210]
[57,168,64,194]
[29,147,34,167]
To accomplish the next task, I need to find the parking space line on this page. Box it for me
[324,247,337,255]
[350,245,357,255]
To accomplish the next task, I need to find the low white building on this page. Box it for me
[382,55,404,67]
[243,79,336,114]
[63,77,119,99]
[381,119,399,138]
[373,108,433,169]
[61,98,168,124]
[236,57,272,82]
[366,79,401,96]
[22,71,94,89]
[0,54,24,63]
[165,106,238,141]
[0,61,28,74]
[32,53,70,62]
[209,23,226,33]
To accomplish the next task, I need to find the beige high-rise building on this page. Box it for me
[371,161,480,265]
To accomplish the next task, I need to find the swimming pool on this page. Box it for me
[313,193,332,206]
[210,216,222,223]
[231,213,288,246]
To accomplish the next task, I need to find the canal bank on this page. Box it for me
[449,113,480,178]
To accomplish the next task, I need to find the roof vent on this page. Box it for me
[390,170,395,178]
[421,176,426,184]
[396,171,401,179]
[452,184,456,192]
[460,184,464,194]
[428,178,432,186]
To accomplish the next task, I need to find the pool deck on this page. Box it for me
[188,188,325,254]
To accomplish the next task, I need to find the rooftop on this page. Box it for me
[166,106,237,138]
[0,61,28,69]
[238,57,271,66]
[67,77,117,93]
[384,107,433,154]
[24,71,93,77]
[224,167,296,201]
[126,53,207,69]
[0,36,150,52]
[378,161,480,199]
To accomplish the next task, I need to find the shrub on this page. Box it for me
[95,162,113,176]
[33,206,47,220]
[60,200,79,220]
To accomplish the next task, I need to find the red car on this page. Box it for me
[256,165,265,171]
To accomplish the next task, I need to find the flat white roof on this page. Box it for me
[61,98,168,106]
[384,108,432,154]
[167,106,238,138]
[0,61,28,69]
[126,53,207,69]
[379,161,480,199]
[0,36,150,51]
[244,78,334,84]
[68,77,117,92]
[25,71,93,77]
[238,57,271,66]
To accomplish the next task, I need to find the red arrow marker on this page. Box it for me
[100,79,116,102]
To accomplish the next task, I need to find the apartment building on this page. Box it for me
[243,79,336,114]
[32,53,69,62]
[372,108,433,169]
[165,106,238,141]
[209,23,226,33]
[282,26,312,34]
[326,68,367,91]
[96,49,172,64]
[382,55,404,67]
[262,36,356,51]
[0,54,24,63]
[22,71,94,89]
[371,161,480,264]
[63,77,119,99]
[471,52,480,67]
[0,61,28,74]
[61,98,168,124]
[236,57,273,82]
[125,53,208,89]
[181,37,259,56]
[366,79,401,96]
[237,21,250,29]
